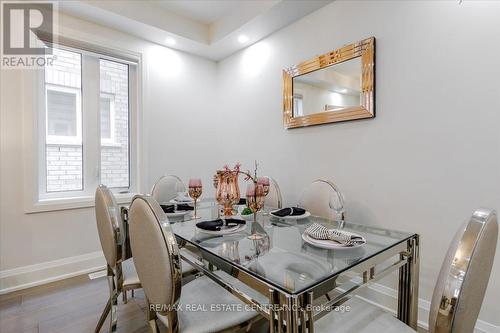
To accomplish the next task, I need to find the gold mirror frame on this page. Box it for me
[283,37,375,129]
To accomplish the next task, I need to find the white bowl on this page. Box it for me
[240,213,254,221]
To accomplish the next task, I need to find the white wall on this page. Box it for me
[216,0,500,328]
[0,12,218,291]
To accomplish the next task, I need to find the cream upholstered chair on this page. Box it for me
[298,179,345,221]
[151,175,185,203]
[94,185,141,333]
[314,207,498,333]
[128,195,263,333]
[264,177,283,209]
[151,174,198,276]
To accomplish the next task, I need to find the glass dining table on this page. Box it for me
[159,202,420,333]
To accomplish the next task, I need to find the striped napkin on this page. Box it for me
[305,223,365,246]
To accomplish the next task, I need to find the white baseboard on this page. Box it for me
[0,251,106,295]
[358,281,500,333]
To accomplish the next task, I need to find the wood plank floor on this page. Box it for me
[0,274,153,333]
[0,274,428,333]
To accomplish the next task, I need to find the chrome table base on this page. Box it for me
[179,234,420,333]
[397,235,420,329]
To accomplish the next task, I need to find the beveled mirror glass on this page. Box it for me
[283,37,375,129]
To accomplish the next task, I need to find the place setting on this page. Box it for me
[195,218,247,235]
[160,202,193,219]
[270,207,311,220]
[302,222,366,250]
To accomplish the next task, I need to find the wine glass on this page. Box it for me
[246,182,265,240]
[188,178,203,219]
[257,177,270,215]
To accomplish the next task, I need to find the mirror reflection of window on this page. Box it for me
[293,94,303,116]
[292,57,362,116]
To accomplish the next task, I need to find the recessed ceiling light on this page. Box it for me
[238,35,249,44]
[165,37,176,46]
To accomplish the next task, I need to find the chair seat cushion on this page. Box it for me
[122,258,141,287]
[158,275,260,333]
[123,254,196,288]
[315,297,416,333]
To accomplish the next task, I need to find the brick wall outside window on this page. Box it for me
[44,50,129,192]
[100,60,129,188]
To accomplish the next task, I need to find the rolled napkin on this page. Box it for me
[196,218,246,231]
[305,223,365,246]
[224,218,246,226]
[196,219,224,231]
[272,207,306,217]
[160,204,193,213]
[160,204,175,213]
[176,204,194,211]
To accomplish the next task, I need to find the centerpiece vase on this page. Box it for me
[215,170,240,217]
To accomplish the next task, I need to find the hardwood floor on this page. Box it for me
[0,274,428,333]
[0,274,269,333]
[0,274,152,333]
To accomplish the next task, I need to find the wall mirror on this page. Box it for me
[283,37,375,129]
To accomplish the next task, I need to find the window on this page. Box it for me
[99,94,115,143]
[293,93,303,116]
[44,49,83,192]
[99,59,130,188]
[46,86,81,142]
[37,44,137,201]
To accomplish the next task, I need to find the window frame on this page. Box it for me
[45,84,83,146]
[99,92,116,146]
[23,38,142,212]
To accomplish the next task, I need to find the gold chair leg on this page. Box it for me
[94,298,111,333]
[147,301,159,333]
[108,268,119,332]
[167,312,179,333]
[123,289,128,304]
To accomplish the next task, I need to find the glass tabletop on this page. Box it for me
[169,204,415,295]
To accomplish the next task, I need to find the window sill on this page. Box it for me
[25,192,136,214]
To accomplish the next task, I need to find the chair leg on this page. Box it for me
[108,271,119,332]
[94,298,111,333]
[147,302,159,333]
[148,319,160,333]
[123,289,128,304]
[167,311,179,333]
[131,289,135,298]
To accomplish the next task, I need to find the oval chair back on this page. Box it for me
[298,179,345,220]
[151,175,185,203]
[128,195,182,313]
[95,185,123,267]
[264,177,283,209]
[429,208,498,333]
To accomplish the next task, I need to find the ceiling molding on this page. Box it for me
[58,0,334,61]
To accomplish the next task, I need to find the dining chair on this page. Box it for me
[298,179,345,221]
[94,185,142,333]
[151,175,185,203]
[264,177,283,209]
[314,207,498,333]
[128,194,264,333]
